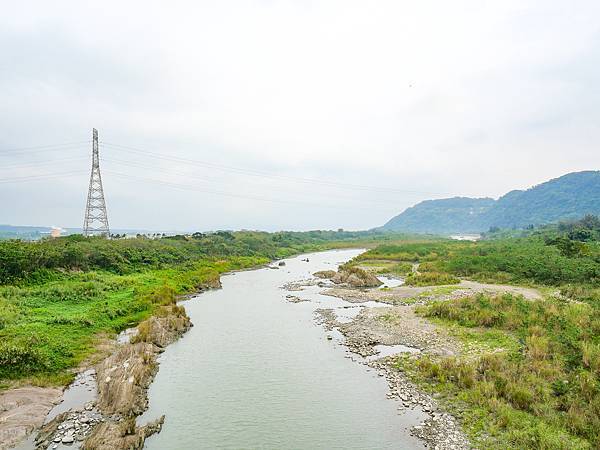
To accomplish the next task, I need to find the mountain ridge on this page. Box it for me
[382,171,600,234]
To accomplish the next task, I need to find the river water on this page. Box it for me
[140,249,425,449]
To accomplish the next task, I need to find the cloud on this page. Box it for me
[0,0,599,231]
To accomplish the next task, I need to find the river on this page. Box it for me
[139,249,425,449]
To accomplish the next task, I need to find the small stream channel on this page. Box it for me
[139,249,425,449]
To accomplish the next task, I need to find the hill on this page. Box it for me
[382,197,495,234]
[382,171,600,234]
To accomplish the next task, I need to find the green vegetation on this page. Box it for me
[405,272,460,286]
[382,170,600,233]
[357,217,600,286]
[0,257,265,385]
[355,259,413,276]
[0,229,404,385]
[0,229,396,285]
[402,292,600,449]
[370,217,600,449]
[404,271,460,286]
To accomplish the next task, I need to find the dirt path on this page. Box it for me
[322,278,543,306]
[458,280,542,300]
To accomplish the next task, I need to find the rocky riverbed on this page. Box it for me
[304,266,540,449]
[24,304,191,450]
[0,388,62,450]
[6,277,222,450]
[286,267,474,450]
[315,306,471,450]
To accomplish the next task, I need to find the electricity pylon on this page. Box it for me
[83,128,110,237]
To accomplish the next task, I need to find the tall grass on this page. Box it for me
[407,292,600,449]
[404,272,460,286]
[0,257,266,383]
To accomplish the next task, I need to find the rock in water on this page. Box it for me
[313,270,337,279]
[331,267,383,287]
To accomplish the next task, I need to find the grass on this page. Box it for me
[354,236,600,287]
[396,292,600,449]
[404,271,460,286]
[0,256,267,385]
[1,229,421,385]
[343,224,600,448]
[418,286,462,297]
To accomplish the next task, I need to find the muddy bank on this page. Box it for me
[318,306,459,358]
[285,268,474,450]
[316,305,470,449]
[0,388,62,450]
[77,304,191,450]
[322,278,542,306]
[309,272,542,449]
[6,299,196,450]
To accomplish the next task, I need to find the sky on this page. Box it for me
[1,0,599,232]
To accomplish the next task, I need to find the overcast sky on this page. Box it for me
[1,0,599,231]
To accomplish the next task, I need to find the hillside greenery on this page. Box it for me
[382,171,600,234]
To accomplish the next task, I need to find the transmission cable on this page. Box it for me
[104,170,397,212]
[100,141,451,197]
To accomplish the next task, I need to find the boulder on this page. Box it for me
[313,270,337,279]
[331,267,382,288]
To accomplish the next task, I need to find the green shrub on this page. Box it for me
[0,343,49,378]
[409,292,600,448]
[404,272,460,286]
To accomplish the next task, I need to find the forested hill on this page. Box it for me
[382,171,600,234]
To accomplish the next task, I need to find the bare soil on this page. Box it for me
[0,388,62,450]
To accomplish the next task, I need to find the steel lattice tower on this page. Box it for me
[83,128,110,237]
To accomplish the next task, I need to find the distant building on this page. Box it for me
[50,227,64,238]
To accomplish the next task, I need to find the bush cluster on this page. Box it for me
[413,292,600,448]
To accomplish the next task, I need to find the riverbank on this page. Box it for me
[1,258,266,449]
[139,249,427,449]
[287,271,472,449]
[307,236,600,449]
[3,243,397,449]
[2,231,407,448]
[4,228,597,449]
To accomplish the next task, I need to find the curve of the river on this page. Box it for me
[140,249,425,449]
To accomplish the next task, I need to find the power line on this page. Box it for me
[1,138,454,197]
[104,170,398,212]
[0,141,90,156]
[100,141,452,197]
[0,156,88,171]
[0,170,87,184]
[101,156,408,206]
